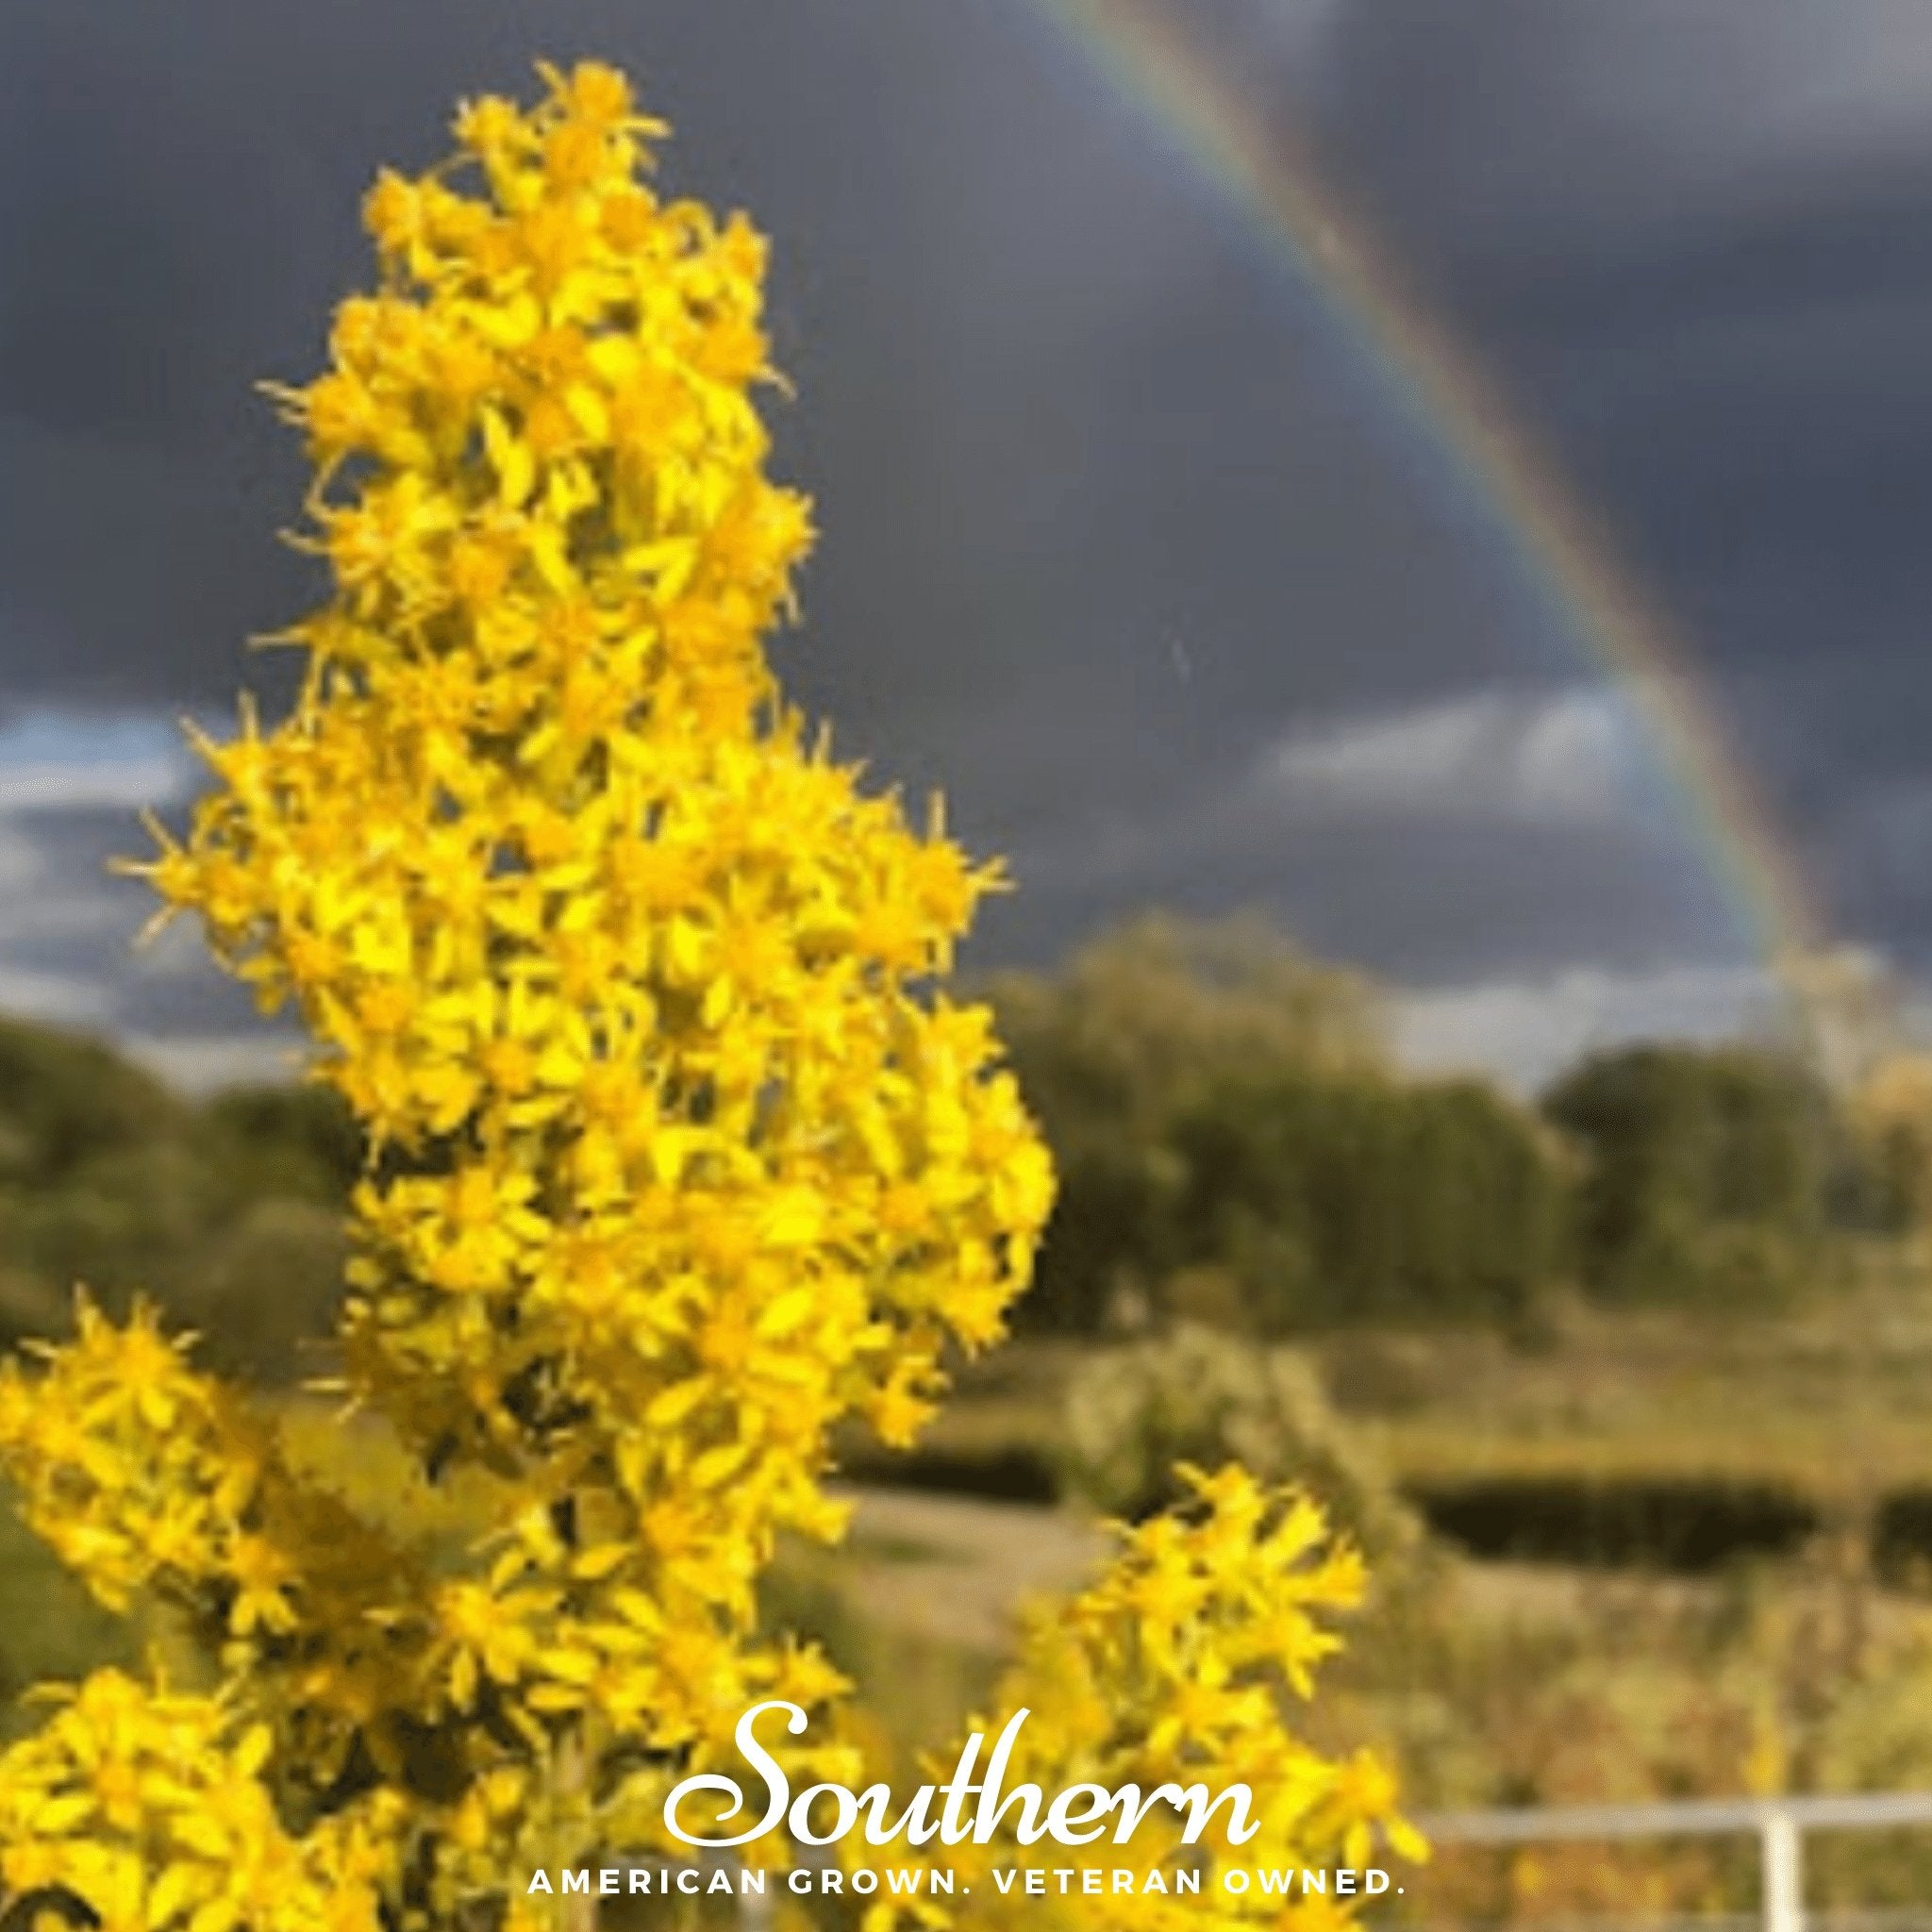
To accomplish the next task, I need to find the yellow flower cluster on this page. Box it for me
[146,56,1052,1538]
[0,1671,396,1932]
[0,57,1415,1932]
[866,1467,1424,1932]
[0,1298,440,1798]
[4,59,1048,1931]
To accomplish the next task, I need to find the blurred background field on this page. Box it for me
[14,912,1932,1920]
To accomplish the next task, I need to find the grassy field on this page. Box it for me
[846,1273,1932,1545]
[1324,1283,1932,1501]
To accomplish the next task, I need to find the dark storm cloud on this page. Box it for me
[4,0,1927,1082]
[1301,0,1932,969]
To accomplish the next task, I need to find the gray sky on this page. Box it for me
[2,0,1928,1088]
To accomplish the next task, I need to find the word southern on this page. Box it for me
[661,1700,1259,1851]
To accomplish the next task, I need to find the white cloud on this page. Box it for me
[1263,686,1635,824]
[0,708,212,1068]
[1393,960,1780,1092]
[0,963,115,1028]
[125,915,225,983]
[1554,4,1932,194]
[121,1031,308,1096]
[0,752,190,814]
[0,709,195,816]
[0,823,42,894]
[1324,2,1932,256]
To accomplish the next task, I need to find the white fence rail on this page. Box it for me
[1418,1792,1932,1932]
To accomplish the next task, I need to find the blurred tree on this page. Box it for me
[990,910,1387,1113]
[990,914,1567,1332]
[201,1082,364,1207]
[1542,1043,1833,1307]
[1,1139,222,1311]
[1172,1071,1565,1327]
[176,1197,348,1383]
[0,1014,188,1185]
[1846,1050,1932,1237]
[988,912,1385,1329]
[1776,943,1906,1094]
[0,1016,362,1370]
[0,1021,211,1335]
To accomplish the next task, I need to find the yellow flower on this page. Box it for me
[866,1473,1422,1931]
[2,58,1408,1932]
[0,1674,383,1932]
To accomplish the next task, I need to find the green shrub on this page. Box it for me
[1061,1322,1421,1557]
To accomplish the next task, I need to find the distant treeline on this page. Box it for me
[0,1019,356,1374]
[0,913,1915,1373]
[991,915,1906,1333]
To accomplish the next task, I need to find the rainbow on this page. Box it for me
[1025,0,1822,965]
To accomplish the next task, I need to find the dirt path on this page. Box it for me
[834,1487,1109,1651]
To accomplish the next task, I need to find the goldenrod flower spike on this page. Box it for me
[1,60,1410,1932]
[6,60,1049,1930]
[154,60,1052,1519]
